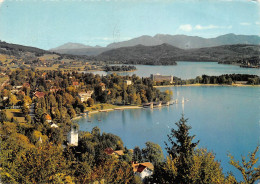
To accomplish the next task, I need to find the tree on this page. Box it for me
[8,94,18,108]
[164,115,199,183]
[87,98,94,107]
[133,146,143,162]
[136,94,142,105]
[190,148,225,184]
[142,142,164,165]
[229,145,260,184]
[149,116,227,184]
[22,96,32,106]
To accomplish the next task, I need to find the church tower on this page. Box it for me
[67,125,78,146]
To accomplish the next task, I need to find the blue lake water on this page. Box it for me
[89,61,260,79]
[77,86,260,180]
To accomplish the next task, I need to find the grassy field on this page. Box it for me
[5,109,26,123]
[85,103,118,111]
[38,54,60,61]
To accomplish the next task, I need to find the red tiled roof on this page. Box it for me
[34,91,45,98]
[104,147,114,155]
[45,114,52,120]
[132,162,154,173]
[137,164,147,173]
[73,82,79,86]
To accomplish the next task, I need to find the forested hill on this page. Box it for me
[96,44,182,65]
[96,44,260,64]
[0,41,52,56]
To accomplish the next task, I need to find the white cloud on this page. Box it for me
[0,0,4,3]
[255,21,260,25]
[240,22,251,26]
[194,25,218,30]
[179,24,192,32]
[194,24,232,30]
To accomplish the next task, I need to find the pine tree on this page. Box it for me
[165,114,199,183]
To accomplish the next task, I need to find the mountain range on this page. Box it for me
[96,44,260,65]
[50,33,260,56]
[1,40,259,66]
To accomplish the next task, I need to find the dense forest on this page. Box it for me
[104,65,137,72]
[153,74,260,86]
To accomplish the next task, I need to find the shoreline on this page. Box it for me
[154,83,260,88]
[72,105,143,121]
[84,69,137,73]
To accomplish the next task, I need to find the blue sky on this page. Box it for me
[0,0,259,49]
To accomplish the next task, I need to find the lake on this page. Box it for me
[77,86,260,180]
[89,61,260,79]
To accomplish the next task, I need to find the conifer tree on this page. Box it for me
[165,114,199,183]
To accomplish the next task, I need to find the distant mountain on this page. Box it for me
[50,34,260,56]
[50,42,107,56]
[49,47,111,56]
[97,43,260,64]
[107,35,164,48]
[50,42,102,50]
[108,33,260,49]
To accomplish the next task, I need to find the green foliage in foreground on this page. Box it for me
[146,115,259,184]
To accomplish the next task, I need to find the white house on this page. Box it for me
[51,123,59,128]
[78,91,93,102]
[132,162,154,180]
[67,125,78,146]
[124,80,132,85]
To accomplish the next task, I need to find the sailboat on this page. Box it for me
[182,97,185,104]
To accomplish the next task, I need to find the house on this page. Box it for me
[72,81,79,87]
[23,83,30,88]
[104,148,124,157]
[41,72,47,78]
[51,123,59,128]
[34,91,45,98]
[49,87,60,93]
[99,83,106,91]
[104,147,114,155]
[113,150,124,156]
[78,91,93,102]
[124,80,132,85]
[45,114,52,123]
[67,125,78,146]
[150,74,173,83]
[132,162,154,180]
[14,85,23,90]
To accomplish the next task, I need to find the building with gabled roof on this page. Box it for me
[104,147,114,155]
[34,91,45,99]
[132,162,154,180]
[45,114,52,123]
[99,83,106,91]
[78,91,93,102]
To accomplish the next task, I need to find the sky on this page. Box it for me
[0,0,259,49]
